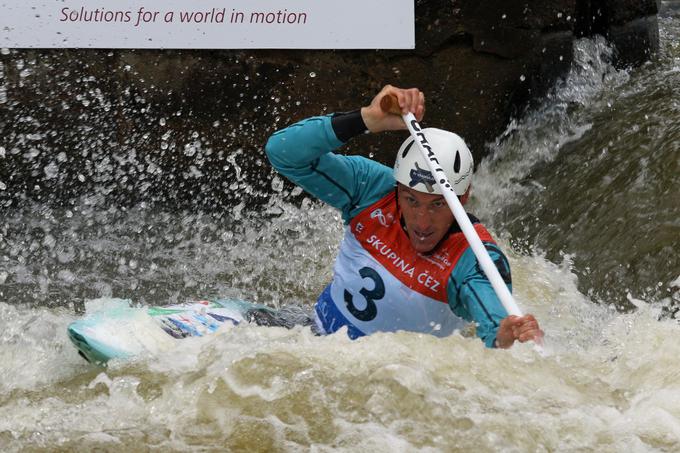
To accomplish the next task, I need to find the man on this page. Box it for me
[265,85,543,348]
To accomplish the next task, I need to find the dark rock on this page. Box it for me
[574,0,659,67]
[0,0,660,209]
[608,15,660,67]
[603,0,658,24]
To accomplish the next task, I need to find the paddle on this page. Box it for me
[381,94,542,348]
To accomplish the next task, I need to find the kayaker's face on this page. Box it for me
[397,185,455,254]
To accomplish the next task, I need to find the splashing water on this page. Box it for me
[1,17,680,452]
[473,27,680,310]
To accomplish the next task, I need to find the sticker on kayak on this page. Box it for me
[67,298,266,364]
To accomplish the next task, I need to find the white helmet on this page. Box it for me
[393,128,473,195]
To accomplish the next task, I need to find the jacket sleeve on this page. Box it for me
[446,243,511,348]
[265,114,395,223]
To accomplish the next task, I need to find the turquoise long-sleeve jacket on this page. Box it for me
[265,112,511,347]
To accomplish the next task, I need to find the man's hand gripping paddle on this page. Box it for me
[381,94,544,351]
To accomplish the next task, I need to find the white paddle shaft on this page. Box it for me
[396,109,523,317]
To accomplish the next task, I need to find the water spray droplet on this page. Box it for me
[271,176,284,192]
[184,145,196,157]
[44,162,59,179]
[58,270,75,284]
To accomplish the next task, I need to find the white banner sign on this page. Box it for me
[1,0,414,49]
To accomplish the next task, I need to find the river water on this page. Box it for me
[1,12,679,453]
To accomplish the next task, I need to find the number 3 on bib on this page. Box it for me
[343,266,385,322]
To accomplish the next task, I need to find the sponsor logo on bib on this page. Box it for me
[369,208,394,227]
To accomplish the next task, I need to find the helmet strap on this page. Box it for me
[459,186,471,205]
